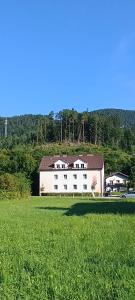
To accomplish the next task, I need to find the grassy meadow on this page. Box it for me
[0,197,135,300]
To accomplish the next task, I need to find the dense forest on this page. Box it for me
[91,108,135,128]
[0,108,135,196]
[0,109,135,151]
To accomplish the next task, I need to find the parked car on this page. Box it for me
[104,191,111,197]
[120,191,135,198]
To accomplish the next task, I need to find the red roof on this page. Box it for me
[39,154,104,171]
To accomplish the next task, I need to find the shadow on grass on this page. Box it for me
[36,201,135,216]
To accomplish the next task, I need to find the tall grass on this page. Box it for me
[0,197,135,299]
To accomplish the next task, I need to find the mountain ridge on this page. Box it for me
[90,108,135,127]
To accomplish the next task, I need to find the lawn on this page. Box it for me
[0,197,135,300]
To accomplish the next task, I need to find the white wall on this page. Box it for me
[106,175,128,185]
[40,169,104,194]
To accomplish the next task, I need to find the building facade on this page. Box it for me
[105,172,129,192]
[39,154,104,195]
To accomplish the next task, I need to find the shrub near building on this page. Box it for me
[0,173,30,200]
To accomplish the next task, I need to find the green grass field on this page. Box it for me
[0,197,135,300]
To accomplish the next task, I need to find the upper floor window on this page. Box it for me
[110,180,113,185]
[73,174,77,179]
[54,175,58,179]
[64,174,67,179]
[54,160,68,169]
[75,164,79,168]
[83,174,87,179]
[81,164,84,168]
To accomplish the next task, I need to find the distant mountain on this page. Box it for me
[90,109,135,128]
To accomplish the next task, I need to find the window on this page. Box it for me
[62,164,65,169]
[83,174,87,179]
[73,174,77,179]
[73,185,77,190]
[54,174,58,179]
[57,164,60,169]
[64,185,67,190]
[116,180,120,183]
[83,184,87,190]
[75,164,79,168]
[54,185,58,190]
[64,174,67,179]
[81,164,84,168]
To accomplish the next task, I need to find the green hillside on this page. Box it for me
[0,109,135,152]
[91,108,135,128]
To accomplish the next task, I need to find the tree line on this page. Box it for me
[0,109,135,151]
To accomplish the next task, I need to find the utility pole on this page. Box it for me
[82,120,85,143]
[5,118,8,138]
[61,116,63,143]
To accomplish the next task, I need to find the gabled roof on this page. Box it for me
[106,172,129,179]
[39,154,104,171]
[74,158,86,164]
[54,159,68,165]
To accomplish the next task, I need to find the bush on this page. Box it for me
[0,173,30,200]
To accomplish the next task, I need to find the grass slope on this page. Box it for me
[0,197,135,300]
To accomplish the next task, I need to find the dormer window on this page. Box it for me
[74,159,87,169]
[54,160,68,169]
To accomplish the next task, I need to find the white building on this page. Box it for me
[39,154,104,195]
[105,172,129,191]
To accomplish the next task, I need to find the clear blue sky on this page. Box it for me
[0,0,135,116]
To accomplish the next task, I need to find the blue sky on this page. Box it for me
[0,0,135,116]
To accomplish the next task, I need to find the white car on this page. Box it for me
[121,191,135,198]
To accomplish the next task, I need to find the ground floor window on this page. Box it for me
[54,185,58,190]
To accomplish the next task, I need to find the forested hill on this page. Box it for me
[91,109,135,128]
[0,108,135,151]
